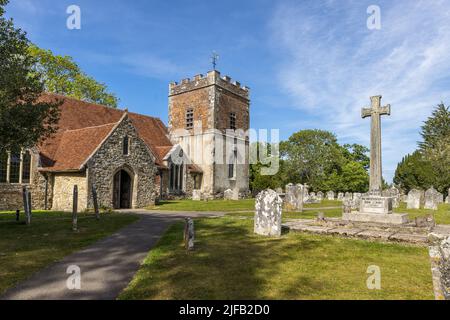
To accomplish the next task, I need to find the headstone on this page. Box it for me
[192,189,202,201]
[232,188,239,201]
[428,233,450,300]
[284,184,303,212]
[22,187,31,225]
[224,189,234,200]
[184,218,195,251]
[254,189,283,237]
[446,189,450,204]
[425,187,442,210]
[407,189,424,209]
[72,185,78,232]
[303,185,310,203]
[344,192,352,201]
[337,192,344,201]
[275,187,283,194]
[92,185,100,220]
[327,191,335,200]
[317,191,324,202]
[352,193,362,210]
[343,200,352,214]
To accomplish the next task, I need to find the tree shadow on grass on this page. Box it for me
[120,217,335,300]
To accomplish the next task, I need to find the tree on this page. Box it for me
[0,0,60,152]
[342,143,370,170]
[281,130,347,191]
[29,45,119,108]
[393,151,434,193]
[418,103,450,193]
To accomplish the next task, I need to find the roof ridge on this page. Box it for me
[63,122,118,133]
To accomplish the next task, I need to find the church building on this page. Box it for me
[0,70,250,211]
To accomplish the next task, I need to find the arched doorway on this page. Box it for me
[113,169,133,209]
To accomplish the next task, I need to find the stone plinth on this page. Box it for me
[359,195,393,214]
[343,211,409,225]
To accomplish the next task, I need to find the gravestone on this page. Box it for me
[428,233,450,300]
[192,189,202,201]
[352,193,362,210]
[327,191,335,200]
[407,189,424,209]
[337,192,344,201]
[224,189,234,200]
[254,189,283,237]
[446,188,450,204]
[92,185,100,220]
[317,191,324,202]
[232,188,239,201]
[303,185,310,203]
[184,218,195,251]
[425,187,442,210]
[275,187,283,194]
[344,192,352,202]
[284,184,303,212]
[343,96,408,225]
[72,185,78,232]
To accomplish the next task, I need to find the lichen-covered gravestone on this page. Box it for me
[284,183,303,212]
[446,188,450,204]
[224,189,233,200]
[337,192,344,201]
[254,189,283,237]
[327,191,335,200]
[192,190,202,201]
[352,193,362,210]
[302,184,310,203]
[317,191,324,201]
[428,233,450,300]
[407,189,424,209]
[424,187,442,210]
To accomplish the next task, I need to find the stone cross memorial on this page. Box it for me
[254,189,283,237]
[343,96,408,224]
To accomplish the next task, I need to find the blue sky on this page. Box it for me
[5,0,450,181]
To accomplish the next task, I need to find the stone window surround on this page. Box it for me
[169,161,185,193]
[0,150,32,185]
[123,135,131,156]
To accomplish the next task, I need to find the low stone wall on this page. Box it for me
[0,184,24,211]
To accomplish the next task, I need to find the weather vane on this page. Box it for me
[211,51,219,70]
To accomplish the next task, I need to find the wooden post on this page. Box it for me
[72,185,78,232]
[92,185,100,220]
[15,209,20,222]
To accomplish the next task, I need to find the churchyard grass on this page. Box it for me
[226,208,342,220]
[150,199,341,212]
[395,202,450,225]
[119,217,433,300]
[0,210,138,295]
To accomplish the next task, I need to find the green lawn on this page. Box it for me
[394,202,450,225]
[119,217,433,300]
[0,210,139,295]
[150,198,341,212]
[227,208,342,220]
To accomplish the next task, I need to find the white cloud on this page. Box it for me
[269,0,450,181]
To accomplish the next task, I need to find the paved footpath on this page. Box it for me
[1,210,224,300]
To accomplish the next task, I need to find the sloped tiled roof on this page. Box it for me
[38,94,173,172]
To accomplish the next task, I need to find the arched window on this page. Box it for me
[123,136,129,155]
[0,151,7,183]
[9,153,20,183]
[22,151,31,183]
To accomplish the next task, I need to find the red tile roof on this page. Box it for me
[38,94,173,172]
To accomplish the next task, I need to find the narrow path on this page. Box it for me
[1,210,224,300]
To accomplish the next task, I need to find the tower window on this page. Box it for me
[186,108,194,129]
[123,136,130,155]
[229,112,236,130]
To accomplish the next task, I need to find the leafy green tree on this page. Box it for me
[393,151,434,193]
[340,161,369,192]
[342,143,370,170]
[0,0,60,152]
[280,129,345,191]
[419,103,450,193]
[29,45,119,108]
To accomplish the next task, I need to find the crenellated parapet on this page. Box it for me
[169,70,249,100]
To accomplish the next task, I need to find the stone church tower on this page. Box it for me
[168,70,250,198]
